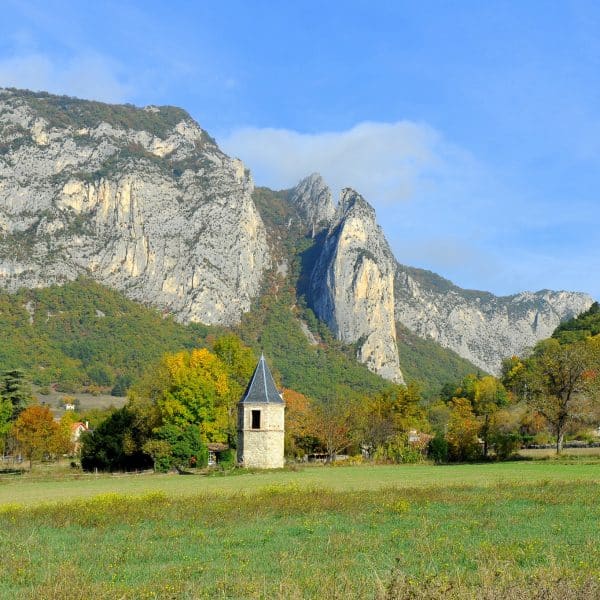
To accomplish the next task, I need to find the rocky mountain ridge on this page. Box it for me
[393,266,592,374]
[0,89,594,380]
[290,174,593,376]
[307,186,403,382]
[0,88,268,325]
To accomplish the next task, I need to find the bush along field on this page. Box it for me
[0,467,599,599]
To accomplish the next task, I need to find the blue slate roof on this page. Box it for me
[239,354,283,404]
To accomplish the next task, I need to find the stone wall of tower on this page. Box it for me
[237,402,285,469]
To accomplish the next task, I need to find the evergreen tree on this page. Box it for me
[1,369,31,419]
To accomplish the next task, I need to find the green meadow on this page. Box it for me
[1,462,599,599]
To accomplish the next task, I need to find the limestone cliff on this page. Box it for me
[303,176,592,379]
[394,266,593,374]
[288,173,335,235]
[309,188,404,383]
[0,89,269,325]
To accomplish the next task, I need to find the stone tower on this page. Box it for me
[237,354,285,469]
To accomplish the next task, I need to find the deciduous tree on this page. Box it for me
[312,396,361,461]
[361,384,427,457]
[515,338,600,453]
[12,405,61,469]
[283,388,318,457]
[445,398,481,462]
[473,376,509,457]
[154,348,232,443]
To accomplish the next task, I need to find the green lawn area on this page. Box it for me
[1,462,599,598]
[519,446,600,457]
[1,460,599,507]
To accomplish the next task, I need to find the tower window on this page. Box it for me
[251,410,261,429]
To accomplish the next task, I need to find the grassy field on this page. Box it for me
[35,388,127,418]
[519,446,600,458]
[0,462,599,598]
[1,460,600,506]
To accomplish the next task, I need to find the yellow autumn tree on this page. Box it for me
[156,348,232,443]
[12,405,64,469]
[473,375,508,457]
[212,335,257,440]
[445,397,481,462]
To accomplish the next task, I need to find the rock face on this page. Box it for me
[394,266,593,374]
[288,173,335,236]
[309,188,404,383]
[0,89,269,325]
[305,177,593,379]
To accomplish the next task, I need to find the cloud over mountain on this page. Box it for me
[220,120,470,205]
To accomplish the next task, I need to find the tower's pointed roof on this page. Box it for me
[239,354,284,404]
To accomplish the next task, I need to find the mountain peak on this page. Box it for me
[289,173,335,236]
[309,185,403,383]
[0,87,268,326]
[336,188,377,222]
[304,172,326,185]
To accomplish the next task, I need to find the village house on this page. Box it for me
[207,442,229,467]
[70,421,89,454]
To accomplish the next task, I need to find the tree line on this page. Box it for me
[3,303,599,471]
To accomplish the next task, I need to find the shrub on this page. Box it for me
[153,424,208,469]
[373,434,425,464]
[142,439,173,472]
[217,448,235,469]
[428,432,448,463]
[55,381,78,393]
[491,431,521,460]
[573,431,597,445]
[533,431,553,445]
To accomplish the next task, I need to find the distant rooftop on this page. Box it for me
[239,354,284,404]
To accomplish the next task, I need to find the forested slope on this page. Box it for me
[0,278,392,401]
[396,322,483,399]
[552,301,600,343]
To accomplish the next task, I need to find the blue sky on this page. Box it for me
[1,0,598,299]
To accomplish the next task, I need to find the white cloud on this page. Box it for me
[219,121,468,204]
[0,52,130,103]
